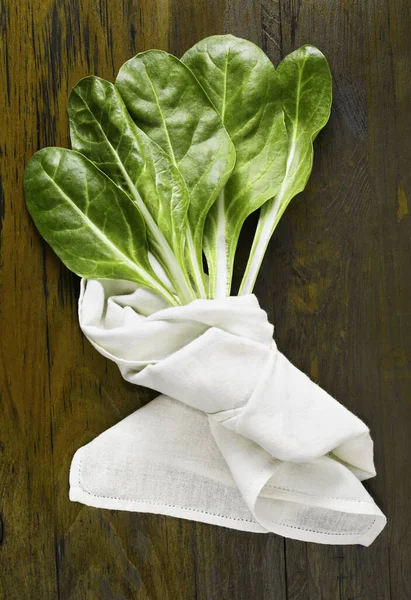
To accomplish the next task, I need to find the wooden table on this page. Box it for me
[1,0,410,598]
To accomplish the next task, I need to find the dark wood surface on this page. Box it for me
[1,0,410,598]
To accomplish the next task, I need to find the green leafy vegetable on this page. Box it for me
[24,148,177,305]
[68,76,195,304]
[24,36,332,308]
[182,34,288,297]
[239,45,332,295]
[116,50,236,296]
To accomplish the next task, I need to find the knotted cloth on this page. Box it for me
[69,279,386,545]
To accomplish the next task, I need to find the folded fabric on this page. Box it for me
[70,279,386,545]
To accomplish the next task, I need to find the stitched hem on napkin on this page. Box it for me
[69,447,266,534]
[69,447,386,545]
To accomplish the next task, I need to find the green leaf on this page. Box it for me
[182,34,288,297]
[240,45,333,295]
[24,147,177,305]
[116,50,236,296]
[68,76,195,304]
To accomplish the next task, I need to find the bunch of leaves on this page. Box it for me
[25,35,332,306]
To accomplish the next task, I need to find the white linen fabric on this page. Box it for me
[69,279,386,546]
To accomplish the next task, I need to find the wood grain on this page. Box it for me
[1,0,410,598]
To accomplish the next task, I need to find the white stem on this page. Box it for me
[186,229,207,298]
[240,115,297,296]
[148,252,173,289]
[239,194,282,296]
[120,167,195,304]
[213,190,229,299]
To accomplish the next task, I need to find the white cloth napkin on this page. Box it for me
[69,279,386,545]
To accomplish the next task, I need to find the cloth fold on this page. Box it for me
[69,279,386,545]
